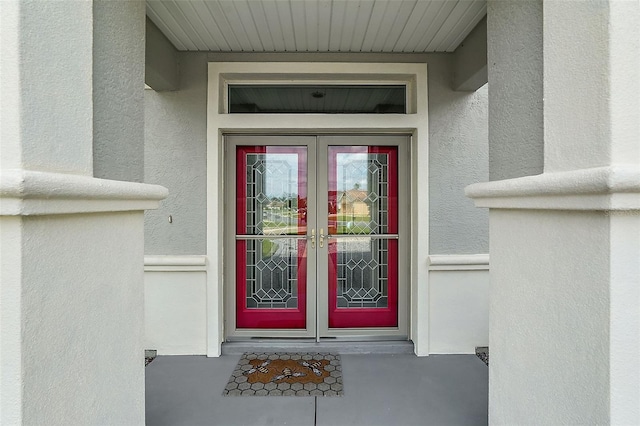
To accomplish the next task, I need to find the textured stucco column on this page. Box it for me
[0,1,166,424]
[93,1,146,182]
[468,0,639,424]
[486,0,543,181]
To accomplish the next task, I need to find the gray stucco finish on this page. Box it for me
[428,56,489,254]
[487,0,544,181]
[144,53,208,255]
[93,1,145,183]
[5,1,94,175]
[144,54,488,255]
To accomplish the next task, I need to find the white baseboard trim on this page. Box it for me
[144,255,207,272]
[427,254,489,271]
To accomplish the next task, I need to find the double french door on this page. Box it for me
[225,135,408,339]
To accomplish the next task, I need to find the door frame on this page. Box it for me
[224,135,410,341]
[224,136,318,339]
[316,136,409,338]
[206,62,430,356]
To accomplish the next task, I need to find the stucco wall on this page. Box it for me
[487,0,543,181]
[20,213,146,425]
[428,56,488,254]
[93,0,145,183]
[489,209,610,424]
[145,53,208,255]
[1,1,160,423]
[1,0,93,175]
[144,54,488,256]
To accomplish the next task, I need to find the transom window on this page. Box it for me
[228,84,406,114]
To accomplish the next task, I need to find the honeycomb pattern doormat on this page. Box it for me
[223,353,343,397]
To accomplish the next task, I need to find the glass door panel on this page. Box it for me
[326,146,399,328]
[235,146,308,329]
[227,135,406,339]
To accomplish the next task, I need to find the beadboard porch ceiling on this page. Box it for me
[146,0,487,53]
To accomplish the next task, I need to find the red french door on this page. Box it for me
[326,145,398,328]
[232,136,400,335]
[235,146,309,329]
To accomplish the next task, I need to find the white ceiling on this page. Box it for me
[146,1,486,53]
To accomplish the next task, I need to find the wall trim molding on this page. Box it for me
[0,169,168,215]
[466,166,640,210]
[428,254,490,270]
[144,255,207,272]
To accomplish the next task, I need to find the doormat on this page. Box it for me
[223,353,343,397]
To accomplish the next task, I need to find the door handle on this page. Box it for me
[319,228,325,248]
[310,228,315,249]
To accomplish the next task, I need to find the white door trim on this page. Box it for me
[206,62,430,356]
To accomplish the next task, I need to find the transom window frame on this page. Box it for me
[218,73,418,115]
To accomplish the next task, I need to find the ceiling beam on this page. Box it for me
[452,16,487,92]
[145,17,179,91]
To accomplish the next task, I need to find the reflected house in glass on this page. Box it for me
[338,190,370,218]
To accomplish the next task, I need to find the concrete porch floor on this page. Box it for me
[145,353,488,426]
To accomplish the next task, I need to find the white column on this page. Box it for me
[468,0,640,424]
[0,1,166,424]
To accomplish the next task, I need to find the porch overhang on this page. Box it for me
[144,0,488,92]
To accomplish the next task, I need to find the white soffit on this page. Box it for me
[146,0,487,53]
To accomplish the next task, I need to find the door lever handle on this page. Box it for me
[319,228,325,248]
[310,228,315,249]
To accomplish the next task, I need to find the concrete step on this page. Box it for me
[221,340,415,355]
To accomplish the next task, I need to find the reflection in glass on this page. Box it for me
[236,145,309,328]
[329,237,390,309]
[328,147,395,236]
[238,147,307,236]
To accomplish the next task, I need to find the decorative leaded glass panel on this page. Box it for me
[243,152,305,235]
[243,238,302,309]
[331,237,389,309]
[236,145,308,328]
[330,150,392,236]
[327,144,398,327]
